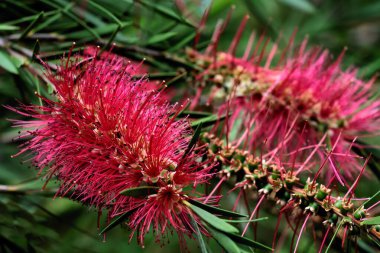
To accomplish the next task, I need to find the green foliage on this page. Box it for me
[189,203,239,234]
[1,0,380,252]
[188,199,248,218]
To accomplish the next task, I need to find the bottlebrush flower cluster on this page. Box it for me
[9,47,214,246]
[187,20,380,183]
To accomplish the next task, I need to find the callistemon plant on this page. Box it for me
[5,43,380,253]
[187,16,380,184]
[8,47,218,247]
[2,2,380,253]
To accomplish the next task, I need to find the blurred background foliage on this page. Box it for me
[0,0,379,252]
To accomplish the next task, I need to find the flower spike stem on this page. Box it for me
[201,133,380,244]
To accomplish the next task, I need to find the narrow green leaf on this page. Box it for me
[19,11,44,40]
[208,227,240,253]
[196,39,212,51]
[182,123,203,159]
[132,72,178,81]
[147,72,178,79]
[38,48,82,60]
[325,219,344,253]
[99,208,137,235]
[87,0,123,26]
[138,0,194,27]
[169,32,195,52]
[0,50,19,74]
[32,40,40,61]
[223,217,268,223]
[360,190,380,210]
[5,0,37,13]
[222,231,272,252]
[366,234,380,248]
[279,0,316,13]
[147,32,177,45]
[0,24,19,31]
[40,0,101,40]
[101,24,121,52]
[190,214,208,253]
[120,186,159,197]
[191,113,230,129]
[32,76,43,106]
[163,71,187,87]
[4,10,58,25]
[189,199,248,218]
[358,237,379,252]
[162,51,201,70]
[361,58,380,78]
[361,216,380,226]
[178,110,213,119]
[65,23,129,40]
[33,12,62,33]
[190,204,239,234]
[61,10,101,40]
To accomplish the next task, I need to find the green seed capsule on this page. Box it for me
[353,209,366,220]
[283,191,290,201]
[306,202,319,213]
[328,213,338,225]
[334,199,353,215]
[247,161,258,171]
[271,170,280,180]
[210,143,220,154]
[316,189,328,201]
[234,152,246,163]
[201,134,211,143]
[334,199,343,209]
[315,185,331,201]
[259,184,273,195]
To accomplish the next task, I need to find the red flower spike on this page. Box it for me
[189,28,380,182]
[8,47,215,247]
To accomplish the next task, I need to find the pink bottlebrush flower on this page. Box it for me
[8,47,214,246]
[188,18,380,183]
